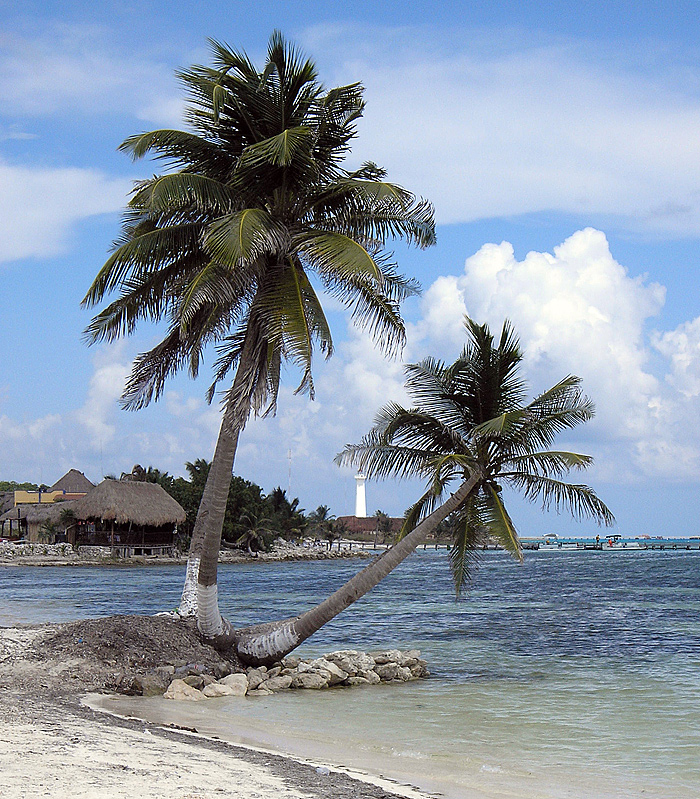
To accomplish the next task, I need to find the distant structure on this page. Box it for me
[13,469,94,506]
[337,472,403,540]
[0,469,95,540]
[354,472,367,518]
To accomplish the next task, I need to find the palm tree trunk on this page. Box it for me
[177,397,241,617]
[178,325,260,634]
[228,471,482,665]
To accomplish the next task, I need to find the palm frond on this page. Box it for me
[203,209,288,268]
[448,493,489,596]
[506,473,615,526]
[482,484,522,561]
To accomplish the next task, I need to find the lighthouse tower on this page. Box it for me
[354,472,367,518]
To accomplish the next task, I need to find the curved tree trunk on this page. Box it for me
[226,471,482,665]
[178,325,259,629]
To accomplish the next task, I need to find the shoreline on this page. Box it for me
[0,619,434,799]
[1,688,430,799]
[0,541,376,568]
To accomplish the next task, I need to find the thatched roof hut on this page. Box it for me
[73,480,185,526]
[0,500,77,541]
[50,469,94,494]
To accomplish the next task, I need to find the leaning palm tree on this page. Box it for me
[226,318,613,665]
[82,33,434,640]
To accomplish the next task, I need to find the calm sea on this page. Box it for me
[2,550,699,798]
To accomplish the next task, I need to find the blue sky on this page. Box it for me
[2,1,700,537]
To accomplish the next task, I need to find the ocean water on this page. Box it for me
[2,550,699,798]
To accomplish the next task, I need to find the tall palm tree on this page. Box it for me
[82,33,435,640]
[227,318,613,665]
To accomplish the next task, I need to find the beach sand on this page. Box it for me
[0,623,429,799]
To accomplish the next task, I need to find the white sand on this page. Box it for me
[0,714,309,799]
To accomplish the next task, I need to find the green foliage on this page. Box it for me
[0,481,40,492]
[82,32,434,423]
[337,318,614,595]
[151,461,308,547]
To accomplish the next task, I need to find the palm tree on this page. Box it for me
[373,509,392,547]
[235,510,275,556]
[307,504,336,547]
[228,318,613,665]
[82,33,435,639]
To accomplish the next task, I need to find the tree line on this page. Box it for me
[135,462,381,553]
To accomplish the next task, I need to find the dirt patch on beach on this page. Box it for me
[0,615,239,697]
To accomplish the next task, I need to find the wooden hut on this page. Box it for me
[0,500,77,542]
[71,479,185,556]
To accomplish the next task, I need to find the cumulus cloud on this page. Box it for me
[3,227,700,511]
[73,343,132,446]
[408,228,700,480]
[652,318,700,398]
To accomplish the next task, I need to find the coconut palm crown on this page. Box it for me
[81,32,435,641]
[225,318,613,667]
[337,318,614,594]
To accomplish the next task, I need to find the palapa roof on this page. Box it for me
[50,469,94,494]
[72,480,186,526]
[0,500,77,524]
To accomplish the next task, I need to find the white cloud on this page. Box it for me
[409,228,700,480]
[0,25,180,123]
[0,159,131,262]
[73,344,131,445]
[652,317,700,398]
[308,28,700,235]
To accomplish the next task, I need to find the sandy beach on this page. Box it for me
[0,623,428,799]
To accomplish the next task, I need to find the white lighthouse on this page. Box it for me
[354,472,367,518]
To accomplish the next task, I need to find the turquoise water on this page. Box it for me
[3,550,699,798]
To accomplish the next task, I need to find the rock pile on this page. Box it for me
[0,542,78,559]
[158,649,429,701]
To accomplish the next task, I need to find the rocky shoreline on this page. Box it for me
[159,647,429,701]
[0,539,374,567]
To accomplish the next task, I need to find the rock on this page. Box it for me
[325,655,358,676]
[290,672,329,690]
[396,666,413,681]
[395,650,422,667]
[212,662,231,679]
[260,675,293,692]
[358,669,381,685]
[219,673,249,695]
[163,679,207,701]
[372,649,402,665]
[247,686,273,696]
[309,658,348,686]
[282,655,300,669]
[266,666,282,679]
[201,674,217,686]
[183,674,204,690]
[154,665,175,681]
[202,682,238,698]
[246,669,266,690]
[346,676,370,686]
[375,663,399,681]
[131,673,168,696]
[350,653,376,672]
[410,662,429,678]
